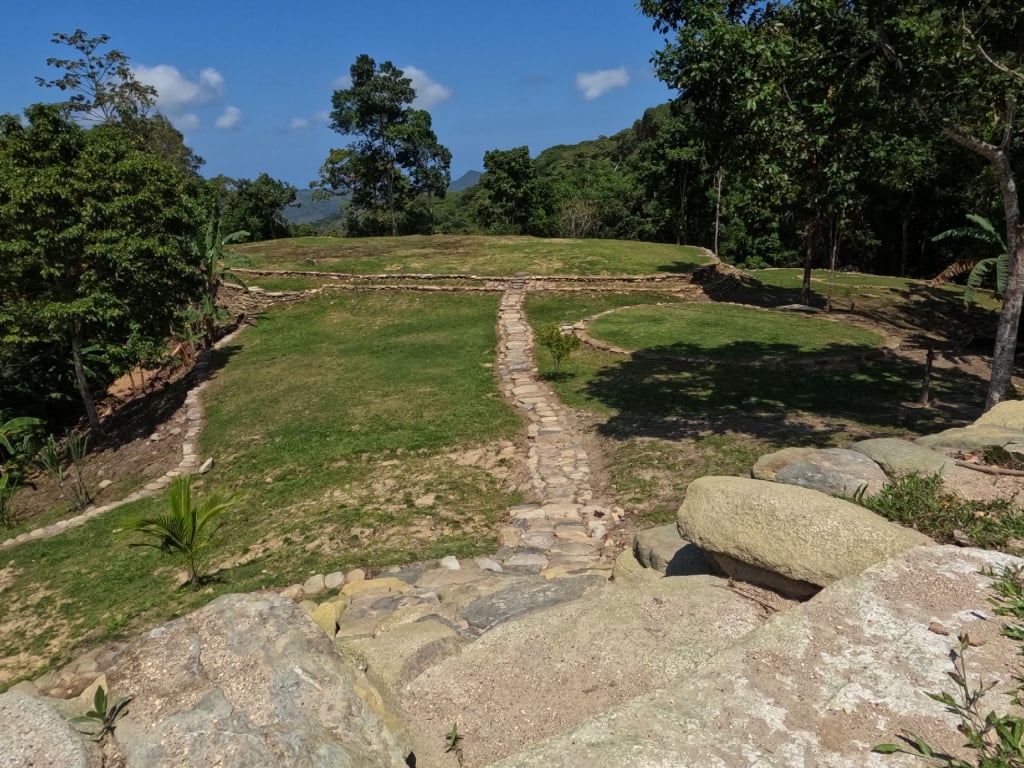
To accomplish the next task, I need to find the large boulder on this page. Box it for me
[916,423,1024,454]
[752,446,889,497]
[678,476,931,596]
[491,546,1024,767]
[401,572,769,767]
[104,593,412,768]
[975,400,1024,430]
[0,688,99,768]
[851,437,952,478]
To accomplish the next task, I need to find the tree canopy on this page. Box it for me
[0,104,205,428]
[314,54,451,236]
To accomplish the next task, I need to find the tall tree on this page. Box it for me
[478,146,539,234]
[216,173,297,242]
[35,29,156,125]
[0,104,204,428]
[37,30,203,173]
[316,54,451,236]
[865,0,1024,409]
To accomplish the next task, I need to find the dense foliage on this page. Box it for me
[0,104,205,427]
[314,54,452,236]
[431,2,1024,292]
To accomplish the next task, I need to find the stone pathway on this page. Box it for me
[491,277,609,572]
[1,279,613,573]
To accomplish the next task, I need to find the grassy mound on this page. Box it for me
[230,234,710,276]
[0,290,521,689]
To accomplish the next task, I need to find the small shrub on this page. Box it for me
[126,475,239,588]
[536,324,581,376]
[862,475,1024,552]
[38,430,92,512]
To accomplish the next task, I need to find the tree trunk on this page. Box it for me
[802,223,815,307]
[826,216,841,313]
[71,327,101,431]
[988,232,1024,409]
[900,211,911,278]
[713,166,724,256]
[677,165,689,246]
[943,128,1020,411]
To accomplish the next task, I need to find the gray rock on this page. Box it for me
[459,575,606,633]
[475,557,503,572]
[106,593,411,768]
[491,546,1022,768]
[342,617,465,692]
[0,689,98,768]
[678,476,931,594]
[851,437,952,478]
[632,525,712,576]
[916,423,1024,453]
[752,446,888,497]
[974,400,1024,430]
[302,573,326,595]
[408,573,767,768]
[324,571,346,590]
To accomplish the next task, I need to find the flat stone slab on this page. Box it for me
[916,424,1024,454]
[633,525,713,576]
[458,575,606,633]
[851,437,953,478]
[492,546,1022,768]
[406,573,767,768]
[752,446,888,497]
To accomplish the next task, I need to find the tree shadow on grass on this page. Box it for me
[92,344,242,454]
[582,339,988,446]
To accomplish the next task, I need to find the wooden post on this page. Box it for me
[920,346,934,407]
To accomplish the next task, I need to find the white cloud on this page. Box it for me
[332,74,352,90]
[313,110,331,125]
[402,66,452,110]
[289,117,310,129]
[215,106,242,129]
[175,113,201,131]
[133,64,225,115]
[575,67,630,100]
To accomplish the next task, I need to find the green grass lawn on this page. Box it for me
[230,234,710,276]
[0,290,521,690]
[525,293,987,526]
[586,303,883,360]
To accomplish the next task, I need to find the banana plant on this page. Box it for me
[931,214,1009,307]
[193,205,252,346]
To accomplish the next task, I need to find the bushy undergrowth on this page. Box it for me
[864,475,1024,553]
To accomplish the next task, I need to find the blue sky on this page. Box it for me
[2,1,676,188]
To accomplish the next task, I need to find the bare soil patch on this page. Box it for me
[9,367,193,529]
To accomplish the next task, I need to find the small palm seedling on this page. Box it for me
[70,685,131,741]
[126,475,239,588]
